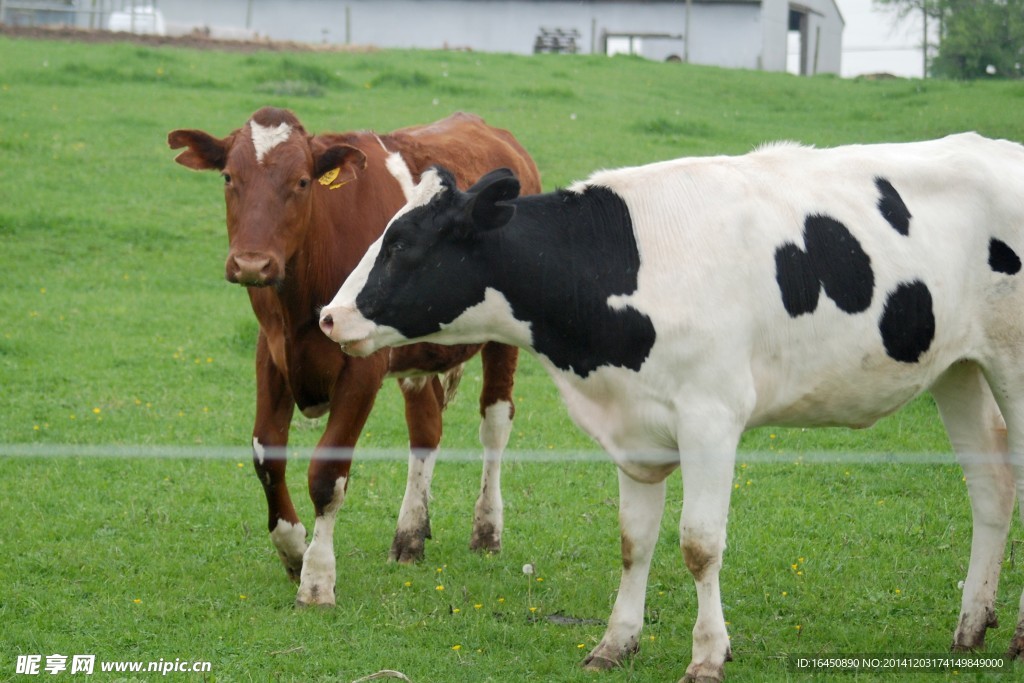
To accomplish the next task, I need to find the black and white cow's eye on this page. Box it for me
[386,240,406,258]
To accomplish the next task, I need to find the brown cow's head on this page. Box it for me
[168,107,366,288]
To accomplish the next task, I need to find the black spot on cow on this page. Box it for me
[875,177,912,236]
[988,238,1022,275]
[774,243,819,317]
[774,214,874,317]
[356,168,656,378]
[879,280,935,363]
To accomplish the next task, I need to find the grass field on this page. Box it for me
[1,34,1023,681]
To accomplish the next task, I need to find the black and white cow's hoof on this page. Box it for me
[469,523,501,554]
[389,531,426,564]
[951,607,999,651]
[581,639,637,671]
[581,653,620,672]
[1009,626,1024,660]
[680,665,725,683]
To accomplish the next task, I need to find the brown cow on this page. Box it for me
[168,108,541,606]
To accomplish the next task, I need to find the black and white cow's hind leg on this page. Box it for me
[979,363,1024,660]
[930,361,1015,652]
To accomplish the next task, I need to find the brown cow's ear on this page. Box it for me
[313,144,367,187]
[167,129,231,171]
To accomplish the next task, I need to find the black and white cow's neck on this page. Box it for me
[478,185,656,378]
[355,176,657,379]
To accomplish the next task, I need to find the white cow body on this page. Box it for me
[321,133,1024,680]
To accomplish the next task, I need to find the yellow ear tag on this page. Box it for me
[318,167,353,190]
[318,167,341,187]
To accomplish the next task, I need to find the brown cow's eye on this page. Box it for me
[222,172,232,186]
[298,178,310,190]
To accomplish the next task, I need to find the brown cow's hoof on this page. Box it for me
[279,554,303,583]
[270,521,308,583]
[294,582,335,608]
[294,595,335,608]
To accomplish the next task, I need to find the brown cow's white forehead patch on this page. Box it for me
[251,120,293,164]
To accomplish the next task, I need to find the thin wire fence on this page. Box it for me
[0,443,986,466]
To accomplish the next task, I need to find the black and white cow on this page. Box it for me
[319,134,1024,681]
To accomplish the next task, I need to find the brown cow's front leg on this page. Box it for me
[471,342,517,553]
[252,333,306,581]
[295,353,387,607]
[390,376,445,563]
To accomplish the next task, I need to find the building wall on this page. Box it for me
[139,1,841,73]
[687,4,762,70]
[761,0,844,74]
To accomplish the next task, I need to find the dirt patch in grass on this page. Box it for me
[0,22,377,54]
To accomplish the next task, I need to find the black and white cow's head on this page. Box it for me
[319,165,521,356]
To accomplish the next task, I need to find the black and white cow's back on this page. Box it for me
[321,132,1024,681]
[575,135,1021,424]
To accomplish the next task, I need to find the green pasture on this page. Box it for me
[2,35,1023,681]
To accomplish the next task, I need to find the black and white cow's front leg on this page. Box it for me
[678,448,737,683]
[584,469,668,670]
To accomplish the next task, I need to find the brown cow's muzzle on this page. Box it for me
[226,252,283,287]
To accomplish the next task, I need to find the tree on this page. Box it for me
[874,0,1024,79]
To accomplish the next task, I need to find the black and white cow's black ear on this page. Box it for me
[464,168,520,232]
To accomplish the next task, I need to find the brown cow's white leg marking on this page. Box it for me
[931,363,1015,651]
[269,518,308,579]
[470,400,512,552]
[295,476,346,606]
[252,436,306,580]
[390,449,438,563]
[250,121,292,164]
[584,471,666,671]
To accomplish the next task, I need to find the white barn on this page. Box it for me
[2,0,844,74]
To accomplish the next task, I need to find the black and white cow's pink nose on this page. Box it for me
[318,303,384,356]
